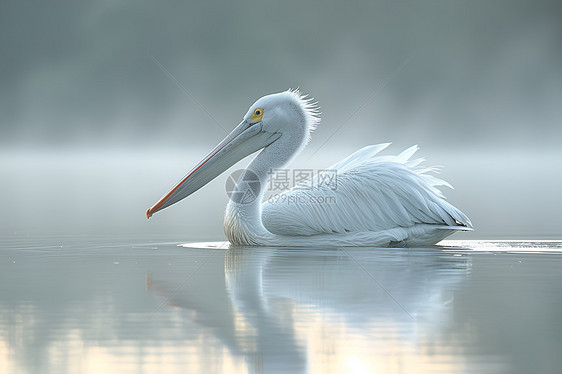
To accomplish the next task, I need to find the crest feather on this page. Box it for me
[286,88,321,132]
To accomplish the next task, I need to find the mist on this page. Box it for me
[1,0,561,239]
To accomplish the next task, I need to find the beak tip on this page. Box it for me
[146,208,153,220]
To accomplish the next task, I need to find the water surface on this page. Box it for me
[1,237,561,373]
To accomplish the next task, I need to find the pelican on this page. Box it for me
[146,89,472,247]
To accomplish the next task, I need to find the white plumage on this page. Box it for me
[263,143,471,236]
[147,89,472,247]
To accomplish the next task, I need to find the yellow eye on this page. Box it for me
[250,108,264,122]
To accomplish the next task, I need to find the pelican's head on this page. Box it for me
[146,89,320,218]
[242,89,319,142]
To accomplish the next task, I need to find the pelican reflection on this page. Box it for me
[147,245,472,373]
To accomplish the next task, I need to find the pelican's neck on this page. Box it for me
[224,125,307,245]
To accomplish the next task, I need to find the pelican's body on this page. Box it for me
[147,90,471,247]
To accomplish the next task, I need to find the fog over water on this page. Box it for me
[1,0,561,239]
[1,148,561,240]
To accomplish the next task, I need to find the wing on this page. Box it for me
[261,144,471,236]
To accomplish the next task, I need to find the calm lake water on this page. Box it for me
[1,236,561,374]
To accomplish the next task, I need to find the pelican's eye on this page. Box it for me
[250,108,264,123]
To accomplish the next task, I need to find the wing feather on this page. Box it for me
[328,143,390,172]
[262,144,471,236]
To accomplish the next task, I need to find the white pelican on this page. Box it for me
[146,89,472,247]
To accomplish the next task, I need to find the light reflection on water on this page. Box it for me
[1,238,561,373]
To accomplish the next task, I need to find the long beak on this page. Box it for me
[146,121,279,218]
